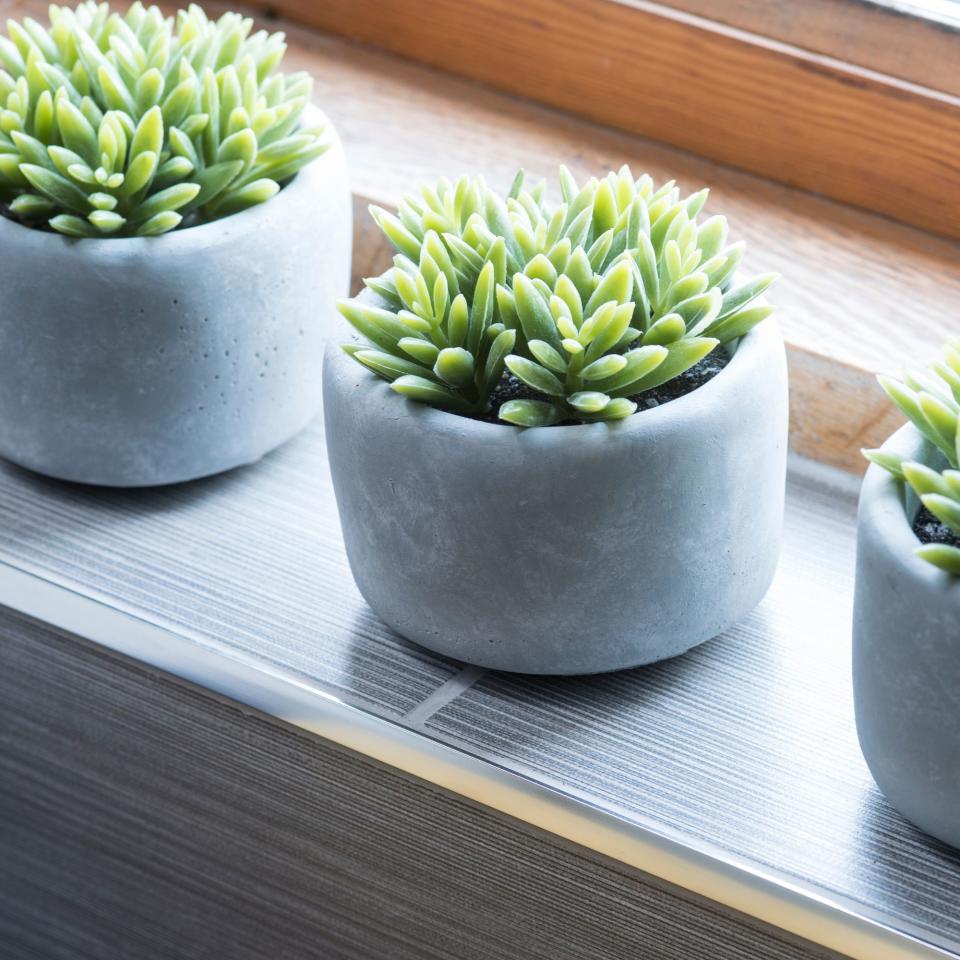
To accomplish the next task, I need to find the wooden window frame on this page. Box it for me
[666,0,960,97]
[271,0,960,242]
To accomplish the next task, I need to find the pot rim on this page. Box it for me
[860,422,960,593]
[0,104,338,256]
[329,291,782,441]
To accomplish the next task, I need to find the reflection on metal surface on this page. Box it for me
[426,464,960,954]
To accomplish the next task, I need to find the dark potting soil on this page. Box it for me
[913,505,960,550]
[0,205,51,232]
[475,345,732,424]
[629,346,731,410]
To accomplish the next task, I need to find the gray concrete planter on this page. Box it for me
[0,107,351,487]
[323,294,789,674]
[854,424,960,848]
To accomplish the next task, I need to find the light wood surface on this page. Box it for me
[4,0,956,470]
[273,0,960,242]
[314,21,948,471]
[664,0,960,97]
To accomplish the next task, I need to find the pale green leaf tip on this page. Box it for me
[343,163,774,423]
[0,3,320,236]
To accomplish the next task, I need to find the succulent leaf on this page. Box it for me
[498,399,564,427]
[0,2,329,236]
[341,167,775,424]
[915,543,960,574]
[867,342,960,574]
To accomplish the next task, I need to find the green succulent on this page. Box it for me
[339,167,776,425]
[865,340,960,573]
[0,2,329,236]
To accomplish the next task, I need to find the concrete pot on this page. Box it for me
[853,424,960,848]
[0,107,351,487]
[323,293,789,674]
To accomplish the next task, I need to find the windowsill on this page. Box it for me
[3,5,960,956]
[3,419,959,959]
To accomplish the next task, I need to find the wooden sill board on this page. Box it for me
[1,414,959,960]
[275,0,960,243]
[296,19,955,475]
[1,0,958,472]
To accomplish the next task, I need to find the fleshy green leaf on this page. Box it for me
[862,449,906,480]
[354,349,432,383]
[483,327,516,394]
[498,399,563,427]
[718,273,778,320]
[567,391,610,414]
[705,304,773,342]
[19,163,88,211]
[902,461,952,498]
[129,105,163,160]
[528,339,567,374]
[505,355,564,397]
[921,493,960,537]
[513,273,563,353]
[136,211,183,236]
[398,337,439,367]
[643,313,686,346]
[434,347,475,389]
[915,544,960,574]
[623,338,718,397]
[581,354,627,381]
[391,375,467,411]
[584,259,632,316]
[338,299,411,353]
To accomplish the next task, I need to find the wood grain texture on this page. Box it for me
[427,465,960,957]
[2,0,955,471]
[786,347,905,473]
[273,0,960,241]
[305,30,960,472]
[0,606,847,960]
[664,0,960,96]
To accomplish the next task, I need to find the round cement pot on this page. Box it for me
[853,424,960,848]
[323,294,789,675]
[0,107,351,487]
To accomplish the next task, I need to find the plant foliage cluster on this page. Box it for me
[865,341,960,573]
[339,167,776,425]
[0,2,328,236]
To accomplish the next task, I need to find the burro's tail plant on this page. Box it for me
[865,340,960,573]
[338,167,777,425]
[0,2,329,236]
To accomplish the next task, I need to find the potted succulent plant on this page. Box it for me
[856,344,960,848]
[0,2,350,486]
[324,167,788,674]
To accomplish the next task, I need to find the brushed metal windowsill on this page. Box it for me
[0,418,957,960]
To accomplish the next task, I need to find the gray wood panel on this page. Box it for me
[425,468,960,954]
[0,418,456,717]
[0,606,845,960]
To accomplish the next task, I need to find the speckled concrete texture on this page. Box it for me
[0,108,350,486]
